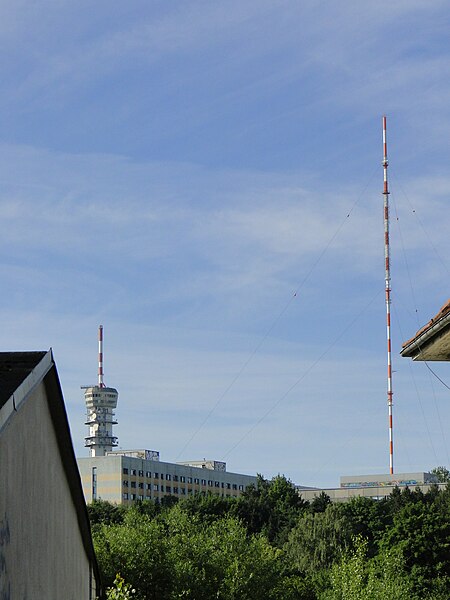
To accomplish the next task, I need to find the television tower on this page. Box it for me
[83,325,119,456]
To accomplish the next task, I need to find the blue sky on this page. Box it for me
[1,1,449,487]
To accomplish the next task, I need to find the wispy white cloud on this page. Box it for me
[1,143,447,316]
[0,1,449,486]
[1,0,448,130]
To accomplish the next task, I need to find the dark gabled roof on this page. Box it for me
[0,350,103,595]
[0,351,47,409]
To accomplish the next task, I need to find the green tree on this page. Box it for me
[106,574,136,599]
[379,496,450,596]
[324,535,414,600]
[284,503,353,574]
[165,505,284,599]
[93,507,172,600]
[178,490,235,523]
[88,498,127,526]
[231,475,272,535]
[93,502,292,600]
[232,474,307,545]
[341,496,387,555]
[431,466,450,483]
[309,491,331,514]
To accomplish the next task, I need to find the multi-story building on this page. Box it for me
[77,449,257,505]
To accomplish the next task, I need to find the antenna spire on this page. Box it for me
[84,324,119,456]
[98,324,105,388]
[382,116,394,475]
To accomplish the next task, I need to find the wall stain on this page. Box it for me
[0,513,11,600]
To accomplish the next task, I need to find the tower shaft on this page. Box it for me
[382,116,394,475]
[84,325,119,457]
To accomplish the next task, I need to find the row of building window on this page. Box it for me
[121,468,245,491]
[122,490,241,501]
[153,485,186,494]
[123,481,149,489]
[123,468,186,482]
[123,479,243,491]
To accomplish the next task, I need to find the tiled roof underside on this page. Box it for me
[402,299,450,348]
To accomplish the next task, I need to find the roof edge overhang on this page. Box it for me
[0,350,52,432]
[401,310,450,360]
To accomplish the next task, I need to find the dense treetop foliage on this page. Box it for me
[89,474,450,599]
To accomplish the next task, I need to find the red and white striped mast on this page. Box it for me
[382,116,394,475]
[98,324,105,388]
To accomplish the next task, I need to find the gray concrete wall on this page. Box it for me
[0,380,94,600]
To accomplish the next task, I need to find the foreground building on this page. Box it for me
[0,351,101,599]
[401,299,450,361]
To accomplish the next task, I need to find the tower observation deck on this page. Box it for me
[83,325,119,457]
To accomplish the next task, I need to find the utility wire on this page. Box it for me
[392,177,450,380]
[392,173,450,279]
[306,411,384,486]
[424,362,450,466]
[391,193,439,464]
[391,195,420,324]
[392,187,448,464]
[307,171,449,484]
[222,289,383,460]
[424,362,450,392]
[176,167,378,460]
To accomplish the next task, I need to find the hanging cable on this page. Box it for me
[222,289,383,460]
[424,362,450,466]
[391,173,450,279]
[176,167,378,460]
[424,362,450,391]
[391,186,445,465]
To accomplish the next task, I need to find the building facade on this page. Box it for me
[298,471,444,503]
[78,450,257,505]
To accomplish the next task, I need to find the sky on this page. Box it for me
[1,1,449,488]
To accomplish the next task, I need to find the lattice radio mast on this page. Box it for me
[382,116,394,475]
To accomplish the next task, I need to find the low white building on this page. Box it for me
[298,471,443,503]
